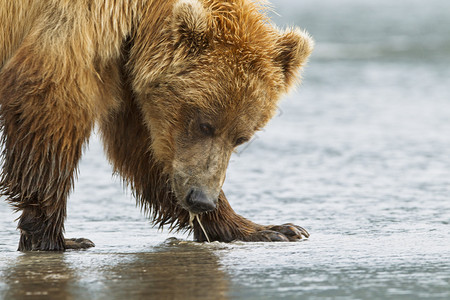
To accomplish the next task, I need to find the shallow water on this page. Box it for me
[1,0,450,299]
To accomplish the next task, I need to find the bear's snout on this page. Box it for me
[185,189,217,213]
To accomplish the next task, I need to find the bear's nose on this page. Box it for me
[185,189,217,213]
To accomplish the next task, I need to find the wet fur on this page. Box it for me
[0,0,312,250]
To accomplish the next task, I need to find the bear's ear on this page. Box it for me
[172,0,210,54]
[275,29,314,89]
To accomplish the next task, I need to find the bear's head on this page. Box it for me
[131,0,313,214]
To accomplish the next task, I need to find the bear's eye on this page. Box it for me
[235,137,249,147]
[199,123,215,136]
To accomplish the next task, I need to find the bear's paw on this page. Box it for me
[64,238,95,250]
[246,223,310,242]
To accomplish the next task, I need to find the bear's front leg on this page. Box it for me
[192,191,309,242]
[0,40,98,251]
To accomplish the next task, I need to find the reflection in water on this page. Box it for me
[2,239,229,300]
[3,253,75,299]
[100,240,229,299]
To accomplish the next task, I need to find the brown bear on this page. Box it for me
[0,0,313,251]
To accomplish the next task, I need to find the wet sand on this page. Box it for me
[1,240,229,300]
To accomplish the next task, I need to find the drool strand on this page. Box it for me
[189,212,211,243]
[196,214,211,243]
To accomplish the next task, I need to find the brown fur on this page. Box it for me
[0,0,313,251]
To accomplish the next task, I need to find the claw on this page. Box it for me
[252,230,290,242]
[244,222,310,242]
[265,223,310,241]
[281,223,310,238]
[294,225,310,238]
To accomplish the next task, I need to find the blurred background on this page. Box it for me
[228,0,450,298]
[1,0,449,299]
